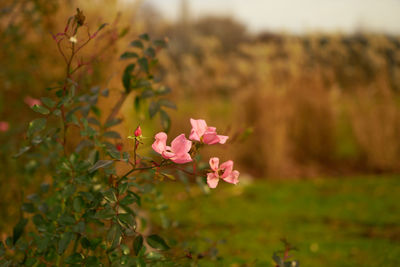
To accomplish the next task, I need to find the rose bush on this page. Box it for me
[0,9,238,266]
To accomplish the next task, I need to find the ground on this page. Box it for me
[156,175,400,266]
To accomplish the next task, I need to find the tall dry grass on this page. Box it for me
[157,31,400,178]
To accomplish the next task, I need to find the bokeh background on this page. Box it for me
[1,0,400,265]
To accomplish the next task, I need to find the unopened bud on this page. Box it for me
[134,126,142,137]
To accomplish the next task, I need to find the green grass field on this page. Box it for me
[156,176,400,266]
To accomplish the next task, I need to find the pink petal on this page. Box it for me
[220,160,234,178]
[206,127,217,133]
[152,132,167,154]
[161,151,175,159]
[217,135,229,144]
[222,170,240,185]
[171,153,192,164]
[189,118,207,141]
[171,134,192,155]
[207,173,220,188]
[209,157,219,172]
[203,133,221,145]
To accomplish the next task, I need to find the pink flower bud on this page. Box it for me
[116,143,123,152]
[135,126,142,137]
[0,121,9,132]
[24,96,41,107]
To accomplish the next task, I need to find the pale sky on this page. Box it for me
[137,0,400,34]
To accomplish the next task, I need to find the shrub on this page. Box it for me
[0,10,239,266]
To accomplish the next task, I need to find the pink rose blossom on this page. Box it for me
[189,118,228,145]
[24,96,41,107]
[207,157,239,188]
[152,132,193,164]
[0,121,9,132]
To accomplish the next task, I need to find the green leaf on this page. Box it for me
[12,218,28,245]
[130,40,143,48]
[153,39,168,48]
[144,47,156,58]
[32,214,46,228]
[21,203,35,213]
[160,172,175,181]
[65,253,84,264]
[118,213,135,228]
[158,99,176,109]
[139,33,150,41]
[141,89,155,98]
[159,110,171,132]
[58,232,74,254]
[27,118,47,137]
[102,88,109,97]
[122,63,135,93]
[85,256,100,266]
[80,237,90,249]
[97,23,108,32]
[58,214,75,226]
[89,160,113,173]
[31,104,50,115]
[103,189,117,203]
[107,224,122,249]
[53,109,61,116]
[0,242,5,257]
[95,208,115,219]
[73,196,85,213]
[120,52,139,60]
[133,235,143,256]
[118,182,129,195]
[128,191,141,206]
[146,234,169,250]
[149,101,160,118]
[40,97,55,108]
[103,131,121,139]
[105,118,123,128]
[62,184,76,198]
[156,86,172,95]
[138,58,149,73]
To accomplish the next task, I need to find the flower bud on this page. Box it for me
[134,125,142,137]
[0,121,9,132]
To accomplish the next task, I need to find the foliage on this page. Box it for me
[0,10,237,266]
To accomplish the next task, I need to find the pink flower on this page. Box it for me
[152,132,193,164]
[24,96,41,107]
[0,121,9,132]
[189,118,228,145]
[134,125,142,137]
[207,157,239,188]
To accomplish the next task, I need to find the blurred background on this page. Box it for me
[1,0,400,265]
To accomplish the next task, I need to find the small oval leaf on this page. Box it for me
[146,234,169,251]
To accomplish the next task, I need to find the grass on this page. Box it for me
[155,175,400,266]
